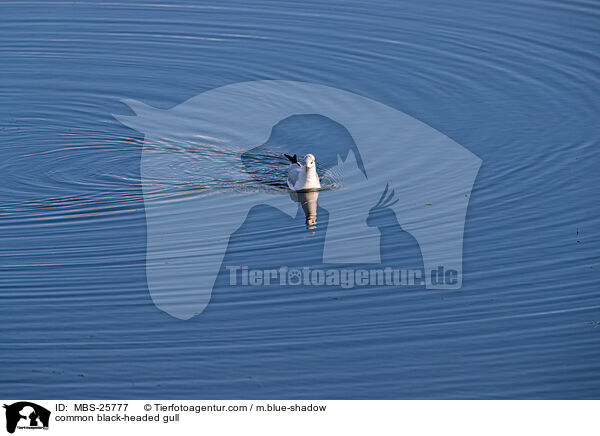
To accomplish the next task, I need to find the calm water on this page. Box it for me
[1,0,599,398]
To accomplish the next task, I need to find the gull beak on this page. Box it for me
[306,166,309,172]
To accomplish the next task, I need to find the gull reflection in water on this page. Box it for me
[288,189,319,230]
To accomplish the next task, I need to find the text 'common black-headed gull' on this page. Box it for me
[285,153,321,191]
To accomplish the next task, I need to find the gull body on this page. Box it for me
[285,153,321,191]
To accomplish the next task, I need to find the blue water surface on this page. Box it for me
[0,0,599,398]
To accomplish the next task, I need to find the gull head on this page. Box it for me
[305,154,316,170]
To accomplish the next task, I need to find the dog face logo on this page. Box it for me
[3,402,50,433]
[115,80,481,320]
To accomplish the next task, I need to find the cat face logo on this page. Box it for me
[3,402,50,434]
[115,80,481,320]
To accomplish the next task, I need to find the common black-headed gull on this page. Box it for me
[285,153,321,191]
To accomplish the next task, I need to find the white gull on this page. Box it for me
[285,153,321,191]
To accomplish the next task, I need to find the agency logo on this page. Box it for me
[115,80,481,319]
[3,402,50,433]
